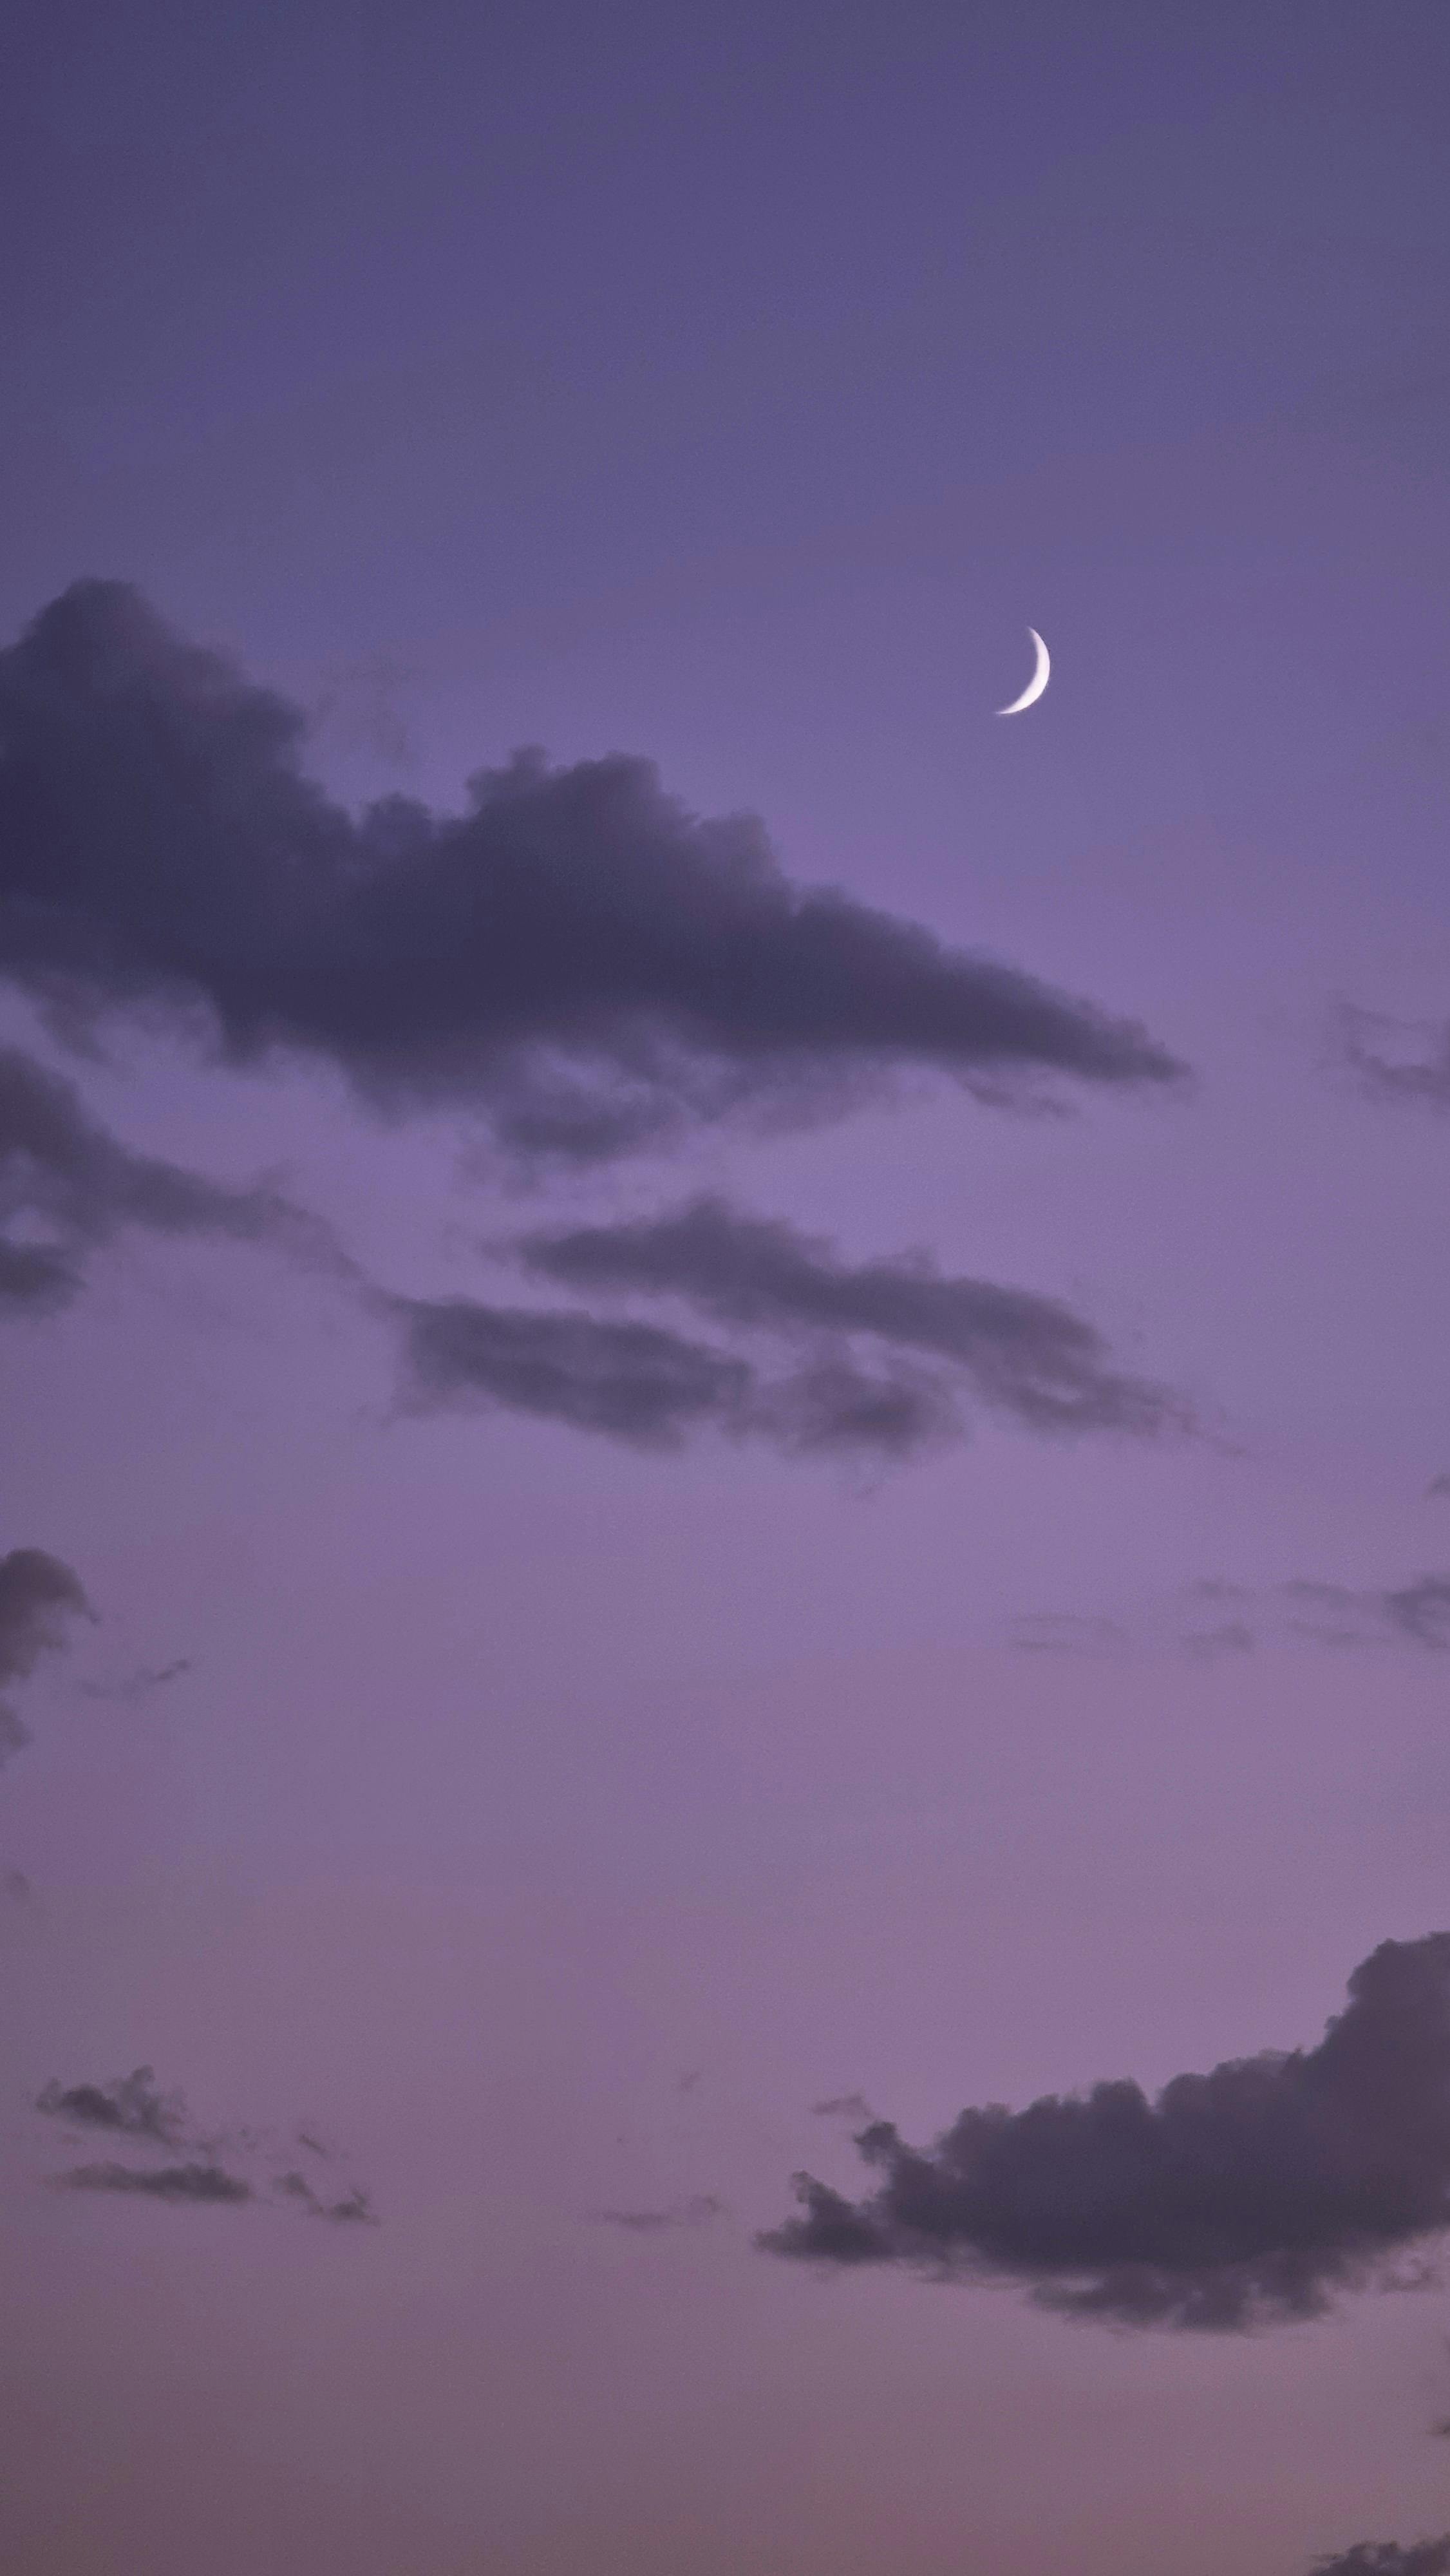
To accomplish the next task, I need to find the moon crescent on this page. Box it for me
[996,628,1050,715]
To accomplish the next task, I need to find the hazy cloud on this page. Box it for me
[55,2159,252,2204]
[79,1656,191,1705]
[1010,1613,1130,1656]
[1007,1573,1450,1662]
[761,1934,1450,2330]
[1312,2546,1450,2576]
[0,583,1182,1166]
[1338,1004,1450,1110]
[592,2195,726,2233]
[514,1197,1184,1437]
[0,1043,343,1318]
[0,1545,89,1766]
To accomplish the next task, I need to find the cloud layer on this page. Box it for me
[0,583,1182,1164]
[761,1934,1450,2329]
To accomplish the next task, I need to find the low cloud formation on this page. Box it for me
[36,2060,377,2221]
[592,2195,726,2233]
[1313,2546,1450,2576]
[37,2065,184,2144]
[55,2159,251,2204]
[1338,1004,1450,1111]
[761,1933,1450,2330]
[394,1292,957,1460]
[0,1043,341,1318]
[0,1545,89,1766]
[0,583,1182,1165]
[514,1197,1183,1437]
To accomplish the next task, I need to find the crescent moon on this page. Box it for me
[996,628,1050,716]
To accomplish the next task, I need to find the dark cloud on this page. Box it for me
[37,2065,184,2145]
[0,1042,342,1318]
[1313,2546,1450,2576]
[760,1933,1450,2331]
[3,1866,30,1901]
[0,1544,89,1766]
[393,1291,957,1460]
[1427,1477,1450,1501]
[592,2195,726,2233]
[514,1197,1185,1437]
[55,2159,252,2204]
[0,583,1183,1166]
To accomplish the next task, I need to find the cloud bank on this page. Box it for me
[0,583,1182,1164]
[0,1545,89,1765]
[761,1934,1450,2329]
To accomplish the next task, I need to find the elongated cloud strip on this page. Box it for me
[394,1294,952,1458]
[0,1545,89,1766]
[55,2160,252,2204]
[0,1044,344,1317]
[761,1935,1450,2329]
[515,1197,1183,1435]
[0,584,1182,1162]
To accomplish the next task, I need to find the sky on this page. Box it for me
[3,2,1450,2568]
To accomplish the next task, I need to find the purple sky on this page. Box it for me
[4,3,1450,2568]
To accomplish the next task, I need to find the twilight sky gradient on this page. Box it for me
[4,5,1450,2569]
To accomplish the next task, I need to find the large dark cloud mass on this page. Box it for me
[0,584,1182,1162]
[761,1935,1450,2330]
[0,1043,341,1317]
[514,1197,1182,1435]
[0,1544,89,1766]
